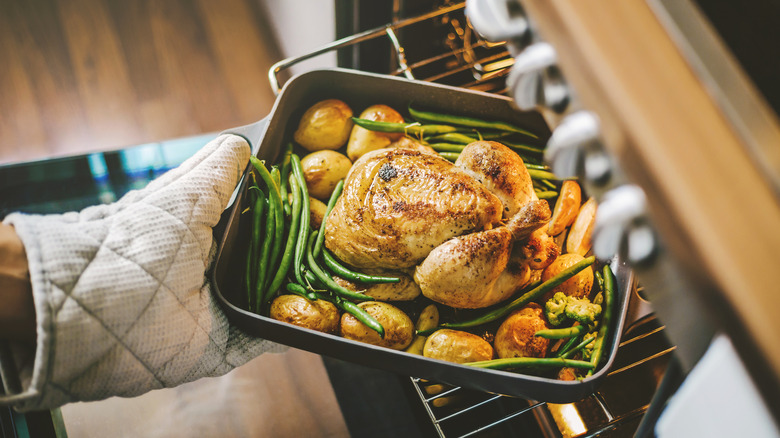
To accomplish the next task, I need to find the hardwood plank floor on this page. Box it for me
[1,1,351,436]
[0,0,283,164]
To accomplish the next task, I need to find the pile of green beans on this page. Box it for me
[351,106,566,199]
[244,152,399,337]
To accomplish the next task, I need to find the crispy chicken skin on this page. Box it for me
[455,141,537,218]
[414,200,551,308]
[324,148,504,269]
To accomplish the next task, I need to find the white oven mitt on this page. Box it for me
[0,134,285,411]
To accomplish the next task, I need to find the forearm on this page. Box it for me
[0,224,35,342]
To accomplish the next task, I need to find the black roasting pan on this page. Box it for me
[212,68,632,403]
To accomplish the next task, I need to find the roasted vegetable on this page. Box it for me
[294,99,354,151]
[405,304,439,355]
[566,197,597,256]
[269,294,340,334]
[340,301,414,350]
[548,180,582,236]
[540,253,594,302]
[544,291,602,326]
[347,104,405,161]
[300,150,352,200]
[494,304,551,359]
[423,329,494,364]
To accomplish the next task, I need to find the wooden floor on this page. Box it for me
[0,0,283,164]
[2,1,351,436]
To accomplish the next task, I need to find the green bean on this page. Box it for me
[290,154,310,286]
[305,230,373,302]
[438,152,460,162]
[425,133,476,145]
[303,268,327,291]
[314,179,343,259]
[351,118,457,136]
[429,143,466,153]
[419,256,596,334]
[255,194,275,312]
[245,186,265,311]
[285,282,319,301]
[268,167,285,280]
[588,264,615,376]
[466,357,595,371]
[525,163,550,171]
[249,156,285,277]
[535,190,559,200]
[264,175,303,304]
[560,334,597,360]
[279,143,293,216]
[556,332,583,358]
[535,324,588,339]
[500,140,545,155]
[539,179,557,191]
[527,169,561,181]
[322,249,400,284]
[408,106,538,139]
[329,295,384,338]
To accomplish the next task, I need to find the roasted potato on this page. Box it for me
[301,150,352,200]
[404,304,440,355]
[566,197,597,256]
[423,329,494,364]
[340,301,414,350]
[494,303,551,359]
[347,104,404,161]
[293,99,354,151]
[269,294,340,334]
[548,180,582,236]
[308,196,328,229]
[539,253,594,302]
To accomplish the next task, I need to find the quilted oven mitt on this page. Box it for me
[0,134,285,411]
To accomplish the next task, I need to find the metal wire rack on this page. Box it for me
[268,3,673,436]
[268,2,513,95]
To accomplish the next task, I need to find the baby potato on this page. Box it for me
[347,104,405,161]
[301,150,353,200]
[294,99,354,151]
[494,303,551,359]
[269,294,340,334]
[423,329,494,364]
[340,301,414,350]
[539,253,594,302]
[308,196,328,229]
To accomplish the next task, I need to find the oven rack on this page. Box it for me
[410,307,674,438]
[266,3,672,436]
[267,2,513,95]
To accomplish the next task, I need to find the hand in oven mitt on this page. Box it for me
[1,134,285,411]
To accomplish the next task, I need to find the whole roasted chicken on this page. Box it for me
[324,141,558,309]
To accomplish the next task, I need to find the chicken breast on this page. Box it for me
[414,200,551,308]
[324,148,504,269]
[455,141,537,218]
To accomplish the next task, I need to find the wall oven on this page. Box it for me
[289,0,780,436]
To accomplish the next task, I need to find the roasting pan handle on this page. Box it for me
[219,117,270,210]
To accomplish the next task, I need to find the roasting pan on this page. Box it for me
[212,68,632,403]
